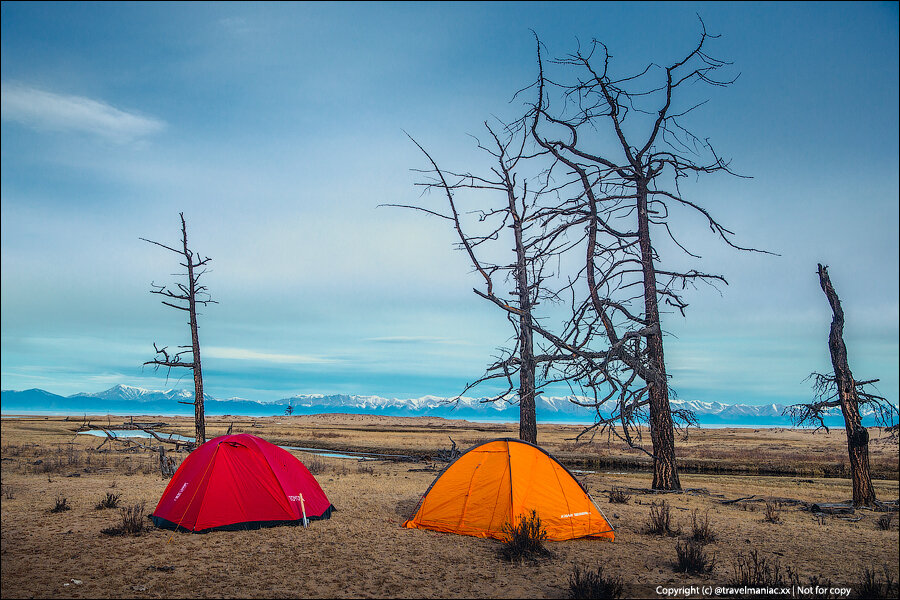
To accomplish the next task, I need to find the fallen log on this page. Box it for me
[810,502,855,514]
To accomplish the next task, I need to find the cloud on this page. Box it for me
[0,82,165,143]
[204,346,337,364]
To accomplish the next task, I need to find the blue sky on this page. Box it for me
[2,2,897,408]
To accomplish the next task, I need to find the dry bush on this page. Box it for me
[2,443,26,456]
[674,540,716,574]
[305,456,328,475]
[733,552,842,599]
[356,462,375,475]
[876,513,893,531]
[645,500,680,536]
[49,495,71,513]
[101,502,147,536]
[763,500,781,524]
[607,488,630,504]
[1,484,13,500]
[567,564,623,599]
[499,510,551,562]
[688,509,716,544]
[731,550,787,587]
[95,492,122,510]
[860,566,899,599]
[29,444,86,475]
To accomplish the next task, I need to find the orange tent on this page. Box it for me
[403,438,614,542]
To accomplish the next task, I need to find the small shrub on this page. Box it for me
[675,540,716,574]
[306,456,328,475]
[50,495,71,513]
[356,462,375,475]
[499,510,551,562]
[732,551,843,599]
[101,502,147,536]
[568,564,623,599]
[688,509,715,544]
[607,488,630,504]
[645,500,680,536]
[860,566,899,599]
[95,492,122,510]
[1,484,13,500]
[798,575,835,599]
[731,550,786,587]
[876,513,893,531]
[763,500,781,524]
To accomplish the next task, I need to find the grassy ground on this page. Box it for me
[1,415,898,599]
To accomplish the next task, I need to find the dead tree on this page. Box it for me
[389,119,561,444]
[158,446,177,478]
[141,213,216,446]
[786,265,897,506]
[526,22,768,490]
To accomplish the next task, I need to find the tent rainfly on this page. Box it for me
[151,433,333,533]
[403,438,614,541]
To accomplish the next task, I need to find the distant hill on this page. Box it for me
[0,384,886,427]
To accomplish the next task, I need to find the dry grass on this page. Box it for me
[567,564,623,599]
[1,415,898,598]
[498,510,551,562]
[49,495,70,513]
[100,502,147,536]
[607,488,630,504]
[859,566,899,599]
[645,500,681,537]
[95,492,122,510]
[763,500,782,524]
[62,412,894,479]
[674,539,716,574]
[687,508,716,544]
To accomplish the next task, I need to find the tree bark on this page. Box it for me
[189,306,205,446]
[182,219,206,446]
[511,189,538,444]
[638,180,681,491]
[818,264,875,506]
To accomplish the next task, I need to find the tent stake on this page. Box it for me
[300,493,309,527]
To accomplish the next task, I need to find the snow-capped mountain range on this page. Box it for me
[2,384,889,427]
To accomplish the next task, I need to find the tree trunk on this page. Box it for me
[510,189,538,444]
[817,264,875,506]
[518,314,537,444]
[185,232,206,446]
[637,181,681,491]
[190,315,206,446]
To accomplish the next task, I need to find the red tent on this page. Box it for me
[151,434,333,532]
